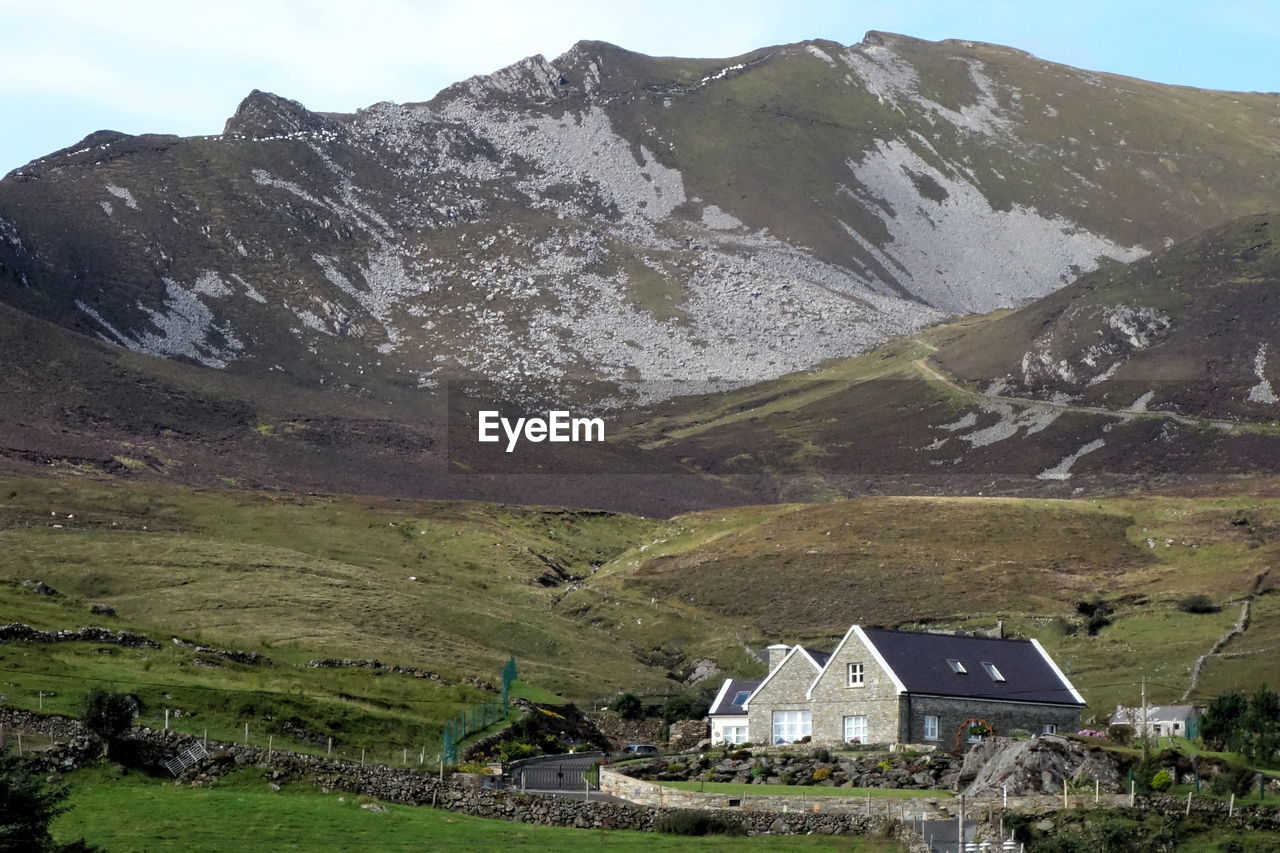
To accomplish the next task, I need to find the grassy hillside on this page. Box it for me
[3,470,1278,728]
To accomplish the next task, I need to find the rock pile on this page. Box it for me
[0,622,159,649]
[623,748,961,790]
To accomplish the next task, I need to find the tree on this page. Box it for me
[1243,684,1280,763]
[81,689,136,756]
[662,695,696,724]
[610,693,643,720]
[1201,691,1249,752]
[0,753,101,852]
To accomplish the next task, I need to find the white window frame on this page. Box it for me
[772,710,811,744]
[1042,723,1057,735]
[924,715,939,741]
[981,662,1005,682]
[724,725,748,744]
[947,659,967,674]
[847,661,865,687]
[843,714,868,743]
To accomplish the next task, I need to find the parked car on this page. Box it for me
[619,744,660,757]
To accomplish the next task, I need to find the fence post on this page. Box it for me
[1129,779,1135,807]
[403,748,407,765]
[268,735,273,760]
[327,737,332,756]
[1094,778,1099,803]
[244,723,249,745]
[360,748,365,766]
[203,729,208,748]
[1185,790,1192,816]
[1229,793,1235,816]
[164,709,170,731]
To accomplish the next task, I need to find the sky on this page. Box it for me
[2,0,1278,175]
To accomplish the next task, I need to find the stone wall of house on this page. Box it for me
[809,629,904,745]
[746,651,821,744]
[905,696,1081,750]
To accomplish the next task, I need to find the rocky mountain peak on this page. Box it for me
[223,89,330,138]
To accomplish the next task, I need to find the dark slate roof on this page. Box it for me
[709,679,761,716]
[802,647,832,668]
[861,629,1083,706]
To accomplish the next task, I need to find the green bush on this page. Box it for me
[655,809,745,837]
[729,749,751,761]
[812,767,831,782]
[1107,724,1133,745]
[1008,728,1031,740]
[456,760,492,774]
[497,741,539,762]
[813,747,831,763]
[1209,765,1256,797]
[1150,769,1173,791]
[611,693,643,720]
[1177,594,1220,614]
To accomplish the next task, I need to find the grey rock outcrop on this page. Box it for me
[959,736,1122,797]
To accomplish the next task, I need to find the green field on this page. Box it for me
[52,767,901,852]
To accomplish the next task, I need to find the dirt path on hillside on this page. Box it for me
[911,340,1245,431]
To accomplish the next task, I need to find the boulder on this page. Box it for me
[960,736,1122,798]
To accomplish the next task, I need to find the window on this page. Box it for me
[724,726,748,744]
[771,710,811,744]
[1042,723,1057,735]
[981,662,1005,682]
[924,715,939,740]
[844,715,868,743]
[946,659,967,674]
[731,691,752,707]
[847,662,865,687]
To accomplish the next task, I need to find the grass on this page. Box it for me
[52,766,900,852]
[655,780,952,799]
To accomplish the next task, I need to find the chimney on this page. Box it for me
[766,643,791,673]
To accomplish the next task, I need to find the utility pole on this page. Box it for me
[1141,677,1149,760]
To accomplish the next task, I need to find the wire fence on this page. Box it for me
[442,655,517,765]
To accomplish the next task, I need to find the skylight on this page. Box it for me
[946,659,967,674]
[732,691,752,706]
[982,662,1006,682]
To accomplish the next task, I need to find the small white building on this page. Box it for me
[708,677,760,744]
[1111,704,1201,738]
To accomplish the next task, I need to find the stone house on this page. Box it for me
[713,626,1084,748]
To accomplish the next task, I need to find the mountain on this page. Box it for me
[935,213,1280,420]
[614,214,1280,498]
[4,32,1280,405]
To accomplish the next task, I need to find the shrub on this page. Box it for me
[82,689,136,756]
[1178,594,1220,614]
[1107,724,1133,746]
[812,767,832,782]
[661,695,706,723]
[1150,769,1173,791]
[655,809,745,837]
[1076,597,1114,635]
[611,693,643,720]
[729,749,751,761]
[876,759,892,772]
[456,760,492,774]
[813,747,831,763]
[1008,728,1031,740]
[1209,765,1256,798]
[498,741,539,762]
